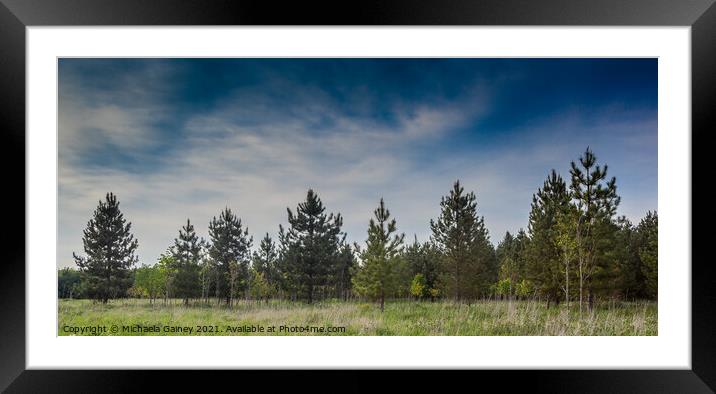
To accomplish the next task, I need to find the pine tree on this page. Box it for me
[282,189,344,303]
[495,229,529,301]
[430,180,495,300]
[513,229,530,282]
[611,216,646,300]
[252,233,278,288]
[496,232,518,300]
[638,211,658,299]
[403,236,442,301]
[332,242,356,301]
[276,224,295,300]
[353,198,405,312]
[569,147,620,312]
[526,170,570,306]
[495,232,515,273]
[171,219,204,306]
[73,192,139,303]
[227,260,241,306]
[208,208,253,304]
[58,267,86,299]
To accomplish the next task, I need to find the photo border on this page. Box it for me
[2,0,714,391]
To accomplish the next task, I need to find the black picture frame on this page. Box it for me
[1,0,714,392]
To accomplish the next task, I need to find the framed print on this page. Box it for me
[2,0,715,392]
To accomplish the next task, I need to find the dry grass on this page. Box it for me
[58,298,657,336]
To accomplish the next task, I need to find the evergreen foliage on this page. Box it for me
[64,148,656,306]
[58,268,87,299]
[332,242,357,300]
[281,189,344,303]
[569,147,620,311]
[208,208,253,304]
[526,170,570,305]
[171,219,204,305]
[252,233,279,288]
[403,236,442,300]
[353,198,405,312]
[430,181,496,300]
[73,192,139,303]
[638,211,658,299]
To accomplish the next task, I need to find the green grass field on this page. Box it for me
[58,298,657,336]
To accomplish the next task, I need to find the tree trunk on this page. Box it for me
[380,288,385,313]
[578,260,584,316]
[565,258,570,307]
[455,260,460,302]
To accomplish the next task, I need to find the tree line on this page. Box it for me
[61,147,657,311]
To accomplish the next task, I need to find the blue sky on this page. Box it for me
[58,58,657,267]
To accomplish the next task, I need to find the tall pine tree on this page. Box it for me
[276,224,295,300]
[282,189,344,303]
[332,241,356,301]
[252,233,278,288]
[430,180,496,300]
[73,192,139,303]
[610,216,646,300]
[208,208,253,304]
[527,170,570,306]
[495,232,515,274]
[353,198,405,312]
[496,231,518,299]
[171,219,204,306]
[569,147,620,312]
[638,211,658,299]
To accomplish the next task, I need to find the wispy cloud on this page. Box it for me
[58,59,657,267]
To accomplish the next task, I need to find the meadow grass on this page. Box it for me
[58,298,657,336]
